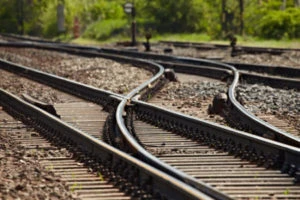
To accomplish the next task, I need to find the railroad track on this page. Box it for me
[2,42,296,138]
[147,73,300,139]
[0,107,133,200]
[1,33,299,78]
[91,48,300,145]
[0,38,299,199]
[4,34,300,55]
[0,60,138,199]
[101,46,300,199]
[159,40,300,55]
[0,67,109,141]
[1,40,298,130]
[0,56,208,199]
[0,89,209,199]
[0,33,59,44]
[98,48,300,88]
[0,40,298,144]
[133,120,300,199]
[2,41,296,148]
[117,96,300,199]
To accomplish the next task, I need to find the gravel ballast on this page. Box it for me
[155,44,300,68]
[0,45,154,200]
[0,69,75,104]
[0,108,76,200]
[1,42,299,199]
[150,77,228,125]
[148,45,299,133]
[237,83,300,132]
[0,47,153,95]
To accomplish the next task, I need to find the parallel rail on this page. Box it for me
[87,48,300,147]
[114,63,300,199]
[98,48,300,88]
[1,40,300,199]
[159,40,300,54]
[1,34,299,78]
[0,103,132,200]
[0,89,209,200]
[132,117,300,199]
[3,42,297,147]
[0,54,211,199]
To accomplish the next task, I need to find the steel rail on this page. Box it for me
[98,48,300,85]
[0,43,232,199]
[83,48,299,147]
[0,89,211,200]
[129,99,300,199]
[0,58,123,105]
[113,54,300,198]
[177,56,300,147]
[114,54,232,200]
[1,40,298,145]
[225,62,300,79]
[0,40,219,198]
[2,41,299,80]
[130,97,300,173]
[4,33,300,54]
[1,41,300,197]
[0,42,167,105]
[3,40,298,152]
[0,33,61,44]
[1,34,299,78]
[159,40,300,53]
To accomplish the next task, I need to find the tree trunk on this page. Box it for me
[221,0,227,37]
[16,0,24,35]
[281,0,287,10]
[258,0,262,5]
[239,0,244,35]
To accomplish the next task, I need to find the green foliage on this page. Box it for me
[202,0,223,38]
[88,0,125,21]
[82,19,128,40]
[0,0,18,33]
[39,1,59,37]
[245,0,300,39]
[140,0,207,33]
[39,0,126,38]
[259,10,292,39]
[0,0,300,40]
[0,0,47,35]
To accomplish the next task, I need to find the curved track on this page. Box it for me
[96,48,300,147]
[0,49,207,199]
[0,36,299,199]
[2,41,296,147]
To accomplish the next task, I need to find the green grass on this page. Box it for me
[151,33,211,42]
[234,35,300,48]
[71,31,300,48]
[151,33,300,48]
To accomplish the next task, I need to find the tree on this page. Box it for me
[0,0,18,33]
[141,0,206,33]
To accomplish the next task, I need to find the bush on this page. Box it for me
[258,8,300,39]
[140,0,207,33]
[259,11,292,39]
[82,19,128,40]
[288,8,300,38]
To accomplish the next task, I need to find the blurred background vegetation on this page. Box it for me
[0,0,299,42]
